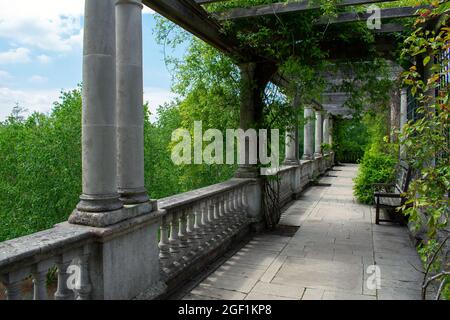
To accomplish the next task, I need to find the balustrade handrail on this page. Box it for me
[0,224,93,274]
[158,178,252,211]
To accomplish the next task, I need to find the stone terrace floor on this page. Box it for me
[180,164,424,300]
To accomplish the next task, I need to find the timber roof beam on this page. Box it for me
[216,0,398,20]
[142,0,258,62]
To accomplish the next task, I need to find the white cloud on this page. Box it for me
[0,0,84,52]
[0,70,11,80]
[0,47,31,64]
[143,87,177,122]
[28,75,48,85]
[37,54,52,64]
[0,87,61,120]
[0,0,154,54]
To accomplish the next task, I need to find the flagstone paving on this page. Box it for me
[183,164,424,300]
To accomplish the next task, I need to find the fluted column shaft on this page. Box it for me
[76,0,122,213]
[314,110,323,157]
[302,105,314,160]
[116,0,149,204]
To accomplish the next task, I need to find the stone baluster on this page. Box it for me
[235,189,244,225]
[206,199,217,246]
[241,185,248,213]
[168,212,180,260]
[229,191,240,229]
[237,186,247,224]
[178,208,189,262]
[54,259,74,300]
[218,195,231,237]
[212,196,224,241]
[200,201,212,247]
[158,215,171,271]
[75,247,91,300]
[223,191,233,228]
[185,206,198,257]
[193,204,204,251]
[32,269,48,300]
[169,212,183,272]
[1,276,22,300]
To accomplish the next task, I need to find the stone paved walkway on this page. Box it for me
[183,164,424,300]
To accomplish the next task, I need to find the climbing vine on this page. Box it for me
[400,2,449,299]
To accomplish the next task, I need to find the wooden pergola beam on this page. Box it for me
[316,6,427,25]
[142,0,256,61]
[217,0,398,20]
[195,0,230,4]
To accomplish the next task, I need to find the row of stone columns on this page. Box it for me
[72,0,149,226]
[284,104,333,164]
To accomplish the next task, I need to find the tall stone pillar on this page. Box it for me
[389,89,401,143]
[302,105,314,160]
[314,110,323,158]
[72,0,123,221]
[116,0,149,205]
[234,61,277,232]
[284,95,300,165]
[234,61,276,178]
[400,87,408,158]
[323,113,330,148]
[328,117,333,148]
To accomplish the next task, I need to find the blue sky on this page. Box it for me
[0,0,184,121]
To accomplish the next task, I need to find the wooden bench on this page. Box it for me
[373,161,412,225]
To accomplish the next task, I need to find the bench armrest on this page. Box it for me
[373,183,395,189]
[374,192,402,198]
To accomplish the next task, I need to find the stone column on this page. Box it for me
[73,0,123,220]
[328,117,333,148]
[314,110,323,158]
[302,105,314,160]
[234,61,276,178]
[284,95,300,165]
[323,113,330,148]
[116,0,149,205]
[400,87,408,158]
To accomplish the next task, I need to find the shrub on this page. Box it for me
[354,148,397,204]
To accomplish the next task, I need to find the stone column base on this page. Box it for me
[69,201,158,228]
[234,165,260,178]
[283,159,300,166]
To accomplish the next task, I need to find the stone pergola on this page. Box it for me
[0,0,434,300]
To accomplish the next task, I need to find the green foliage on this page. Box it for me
[333,117,370,163]
[353,113,398,204]
[0,89,82,241]
[398,4,450,299]
[354,148,397,204]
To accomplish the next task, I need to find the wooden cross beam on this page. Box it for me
[216,0,398,20]
[316,6,427,25]
[142,0,256,61]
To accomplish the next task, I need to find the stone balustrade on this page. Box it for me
[156,179,253,294]
[0,154,334,300]
[0,224,94,300]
